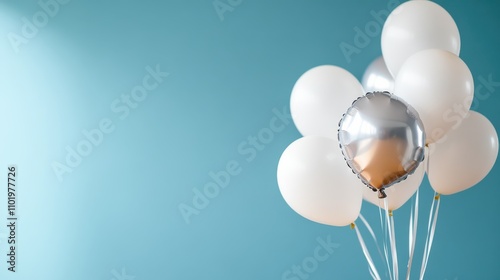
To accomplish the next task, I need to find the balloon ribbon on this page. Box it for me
[419,193,441,280]
[378,203,393,280]
[352,221,381,280]
[359,214,389,278]
[384,199,399,280]
[406,188,419,280]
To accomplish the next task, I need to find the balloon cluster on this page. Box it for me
[277,1,499,227]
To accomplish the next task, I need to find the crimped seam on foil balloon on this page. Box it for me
[337,91,426,199]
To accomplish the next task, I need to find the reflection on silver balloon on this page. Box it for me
[338,92,425,198]
[361,57,395,93]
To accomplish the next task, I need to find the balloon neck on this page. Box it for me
[378,189,387,199]
[350,223,355,230]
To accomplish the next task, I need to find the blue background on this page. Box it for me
[0,0,498,279]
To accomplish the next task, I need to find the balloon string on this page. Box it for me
[384,199,399,280]
[391,212,399,280]
[406,162,425,280]
[426,196,440,269]
[369,267,378,280]
[419,196,435,280]
[391,214,399,279]
[426,144,430,175]
[405,188,419,280]
[352,223,382,280]
[408,202,413,257]
[359,214,376,240]
[384,239,393,280]
[359,214,388,277]
[379,203,393,280]
[419,193,441,280]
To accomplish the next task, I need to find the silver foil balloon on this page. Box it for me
[338,91,425,198]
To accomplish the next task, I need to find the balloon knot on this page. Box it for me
[378,189,387,199]
[389,210,393,217]
[435,194,440,200]
[350,223,355,229]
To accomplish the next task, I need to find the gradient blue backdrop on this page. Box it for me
[0,0,498,279]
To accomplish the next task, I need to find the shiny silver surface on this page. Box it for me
[338,91,425,198]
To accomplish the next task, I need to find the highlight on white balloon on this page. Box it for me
[290,65,364,139]
[361,56,395,93]
[277,135,363,227]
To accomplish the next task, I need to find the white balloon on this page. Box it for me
[361,56,395,93]
[362,163,424,211]
[394,49,474,143]
[277,136,363,227]
[290,65,364,139]
[428,111,498,195]
[381,1,460,77]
